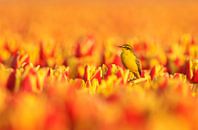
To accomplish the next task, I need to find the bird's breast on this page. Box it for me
[121,51,138,71]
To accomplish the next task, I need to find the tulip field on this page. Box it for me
[0,1,198,130]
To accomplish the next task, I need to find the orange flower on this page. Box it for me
[75,35,95,58]
[11,52,30,69]
[185,59,198,83]
[150,65,167,80]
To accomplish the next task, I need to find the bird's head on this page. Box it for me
[118,44,133,51]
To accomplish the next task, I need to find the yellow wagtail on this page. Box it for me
[118,44,142,79]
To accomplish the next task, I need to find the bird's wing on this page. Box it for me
[121,52,127,68]
[136,59,142,75]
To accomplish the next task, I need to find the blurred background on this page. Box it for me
[0,0,198,46]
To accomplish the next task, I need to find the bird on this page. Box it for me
[118,44,142,79]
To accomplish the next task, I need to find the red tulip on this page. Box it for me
[20,75,33,92]
[150,65,167,80]
[6,70,16,91]
[123,106,147,128]
[91,68,102,83]
[11,52,30,69]
[75,35,95,58]
[185,59,198,83]
[112,54,123,68]
[191,70,198,83]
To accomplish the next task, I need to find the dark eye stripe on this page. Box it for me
[121,44,133,50]
[126,47,130,50]
[124,45,131,50]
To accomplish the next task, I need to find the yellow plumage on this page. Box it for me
[119,44,142,79]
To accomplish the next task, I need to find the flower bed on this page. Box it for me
[0,34,197,130]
